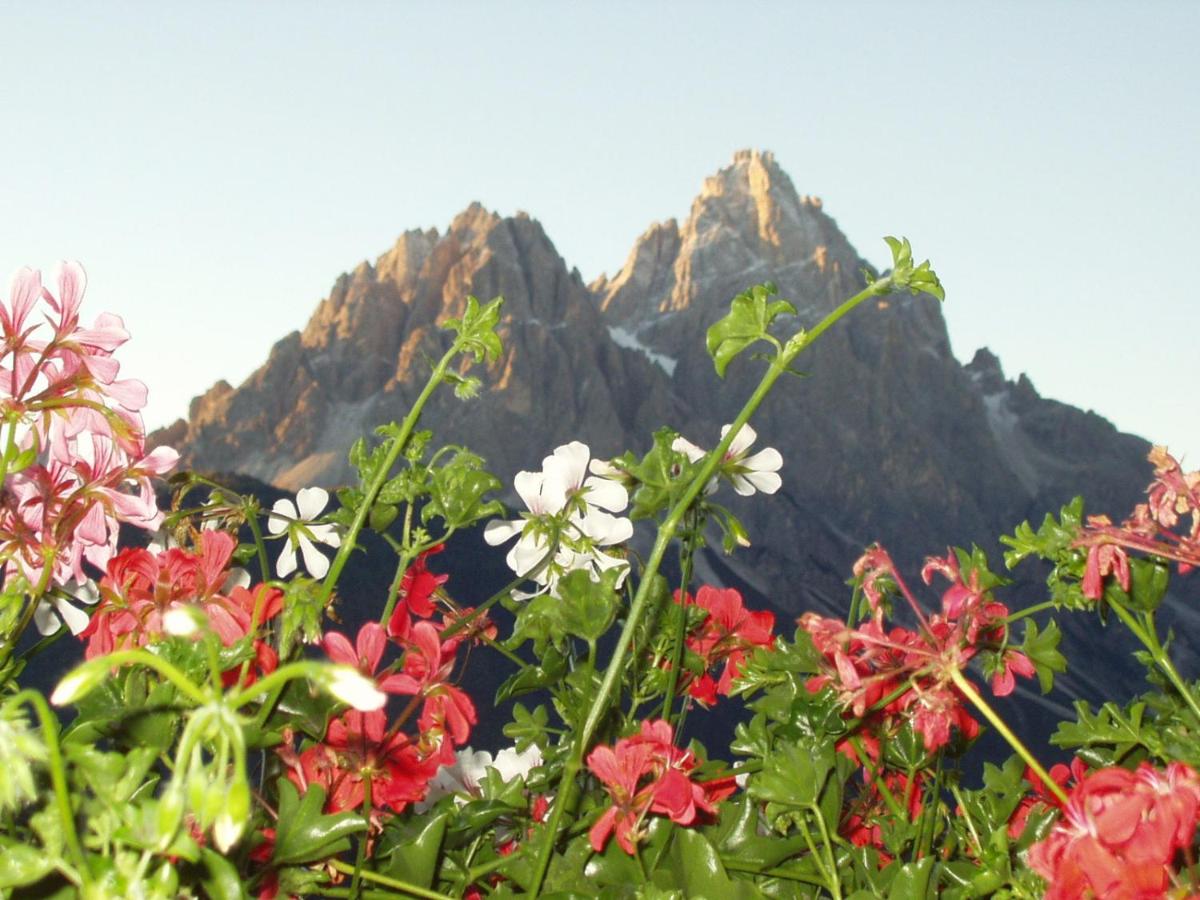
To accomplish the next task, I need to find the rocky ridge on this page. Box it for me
[160,149,1150,621]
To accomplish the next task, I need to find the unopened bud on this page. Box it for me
[51,664,105,706]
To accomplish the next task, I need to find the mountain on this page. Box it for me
[158,149,1149,620]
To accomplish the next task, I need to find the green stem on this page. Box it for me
[14,690,89,887]
[318,342,462,607]
[227,661,329,710]
[848,736,905,821]
[328,859,454,900]
[808,803,844,900]
[243,505,272,585]
[949,667,1068,806]
[1004,600,1057,625]
[660,511,700,723]
[61,649,208,706]
[349,775,372,900]
[526,276,892,896]
[1108,599,1200,723]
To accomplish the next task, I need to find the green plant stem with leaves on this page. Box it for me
[527,267,915,895]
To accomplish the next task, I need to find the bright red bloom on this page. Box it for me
[386,544,447,641]
[287,710,442,816]
[800,546,1029,752]
[587,719,732,855]
[321,621,409,694]
[80,531,282,671]
[666,585,775,706]
[389,620,477,753]
[1007,758,1087,839]
[1027,762,1200,898]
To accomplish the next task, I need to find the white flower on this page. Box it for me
[671,424,783,497]
[721,424,783,496]
[416,744,543,812]
[33,579,99,636]
[267,487,342,578]
[484,441,632,598]
[162,604,203,637]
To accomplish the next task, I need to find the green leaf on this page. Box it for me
[271,780,367,865]
[1106,557,1170,612]
[705,282,796,377]
[379,812,447,889]
[503,702,551,752]
[556,568,620,643]
[887,857,936,899]
[199,848,246,900]
[1021,618,1067,694]
[883,236,944,302]
[442,295,504,362]
[659,828,763,899]
[0,842,54,889]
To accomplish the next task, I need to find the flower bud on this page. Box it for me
[50,663,106,706]
[155,786,186,849]
[324,665,387,711]
[212,781,251,851]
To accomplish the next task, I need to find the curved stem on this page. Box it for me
[949,667,1068,806]
[60,649,209,707]
[14,690,89,887]
[328,859,454,900]
[1108,599,1200,723]
[318,342,462,607]
[527,277,891,895]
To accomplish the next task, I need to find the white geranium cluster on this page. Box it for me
[418,744,543,812]
[484,441,632,599]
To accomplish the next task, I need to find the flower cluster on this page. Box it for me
[284,557,486,818]
[669,585,776,705]
[80,530,282,684]
[1076,445,1200,599]
[0,263,177,593]
[1027,761,1200,898]
[587,719,735,854]
[800,546,1032,751]
[485,441,632,599]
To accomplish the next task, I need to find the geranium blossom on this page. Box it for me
[668,586,776,705]
[1,263,177,591]
[484,441,632,598]
[1028,762,1200,898]
[587,719,735,855]
[672,423,783,497]
[267,486,342,578]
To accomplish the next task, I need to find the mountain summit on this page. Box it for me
[159,150,1148,619]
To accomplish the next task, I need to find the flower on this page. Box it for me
[32,578,99,636]
[267,486,342,578]
[1027,762,1200,898]
[484,441,632,598]
[668,586,776,704]
[671,424,783,497]
[418,743,543,811]
[587,719,733,855]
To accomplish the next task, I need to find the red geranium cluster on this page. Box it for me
[284,547,485,817]
[670,585,775,705]
[800,546,1034,752]
[81,530,282,685]
[587,719,735,855]
[0,263,176,590]
[1027,761,1200,898]
[1077,446,1200,600]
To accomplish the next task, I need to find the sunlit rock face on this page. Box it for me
[162,149,1148,628]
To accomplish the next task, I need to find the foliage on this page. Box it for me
[3,245,1200,899]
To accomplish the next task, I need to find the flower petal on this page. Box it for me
[296,486,330,520]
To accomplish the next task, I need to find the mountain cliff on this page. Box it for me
[159,150,1150,620]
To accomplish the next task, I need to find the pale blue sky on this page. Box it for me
[2,1,1197,470]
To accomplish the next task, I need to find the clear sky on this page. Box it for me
[2,1,1197,469]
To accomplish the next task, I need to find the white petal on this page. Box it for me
[296,486,330,521]
[572,508,633,546]
[268,498,297,535]
[56,598,92,635]
[327,666,386,710]
[588,458,621,479]
[742,469,782,495]
[508,533,549,577]
[546,441,590,491]
[514,470,547,514]
[484,518,524,546]
[582,475,628,513]
[721,423,757,457]
[307,523,342,548]
[742,447,783,474]
[492,745,542,782]
[730,474,757,497]
[671,436,706,463]
[223,567,252,592]
[33,601,60,635]
[275,538,299,577]
[298,537,331,578]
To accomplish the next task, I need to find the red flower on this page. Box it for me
[386,544,447,641]
[389,621,477,751]
[287,710,442,816]
[321,621,409,694]
[666,586,775,706]
[80,531,283,674]
[1028,762,1200,898]
[587,719,732,855]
